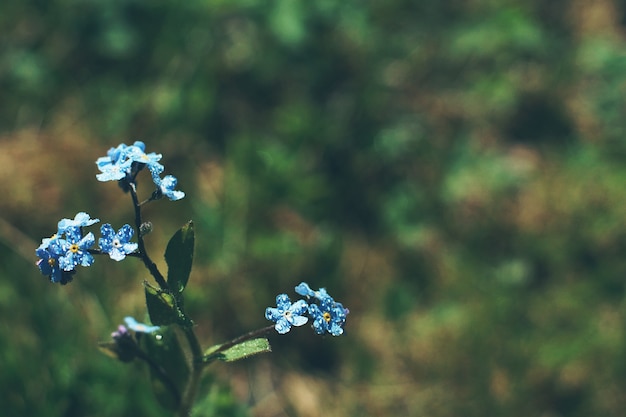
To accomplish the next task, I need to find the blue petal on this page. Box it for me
[80,232,96,249]
[265,307,281,321]
[289,299,309,315]
[275,294,291,310]
[312,318,327,335]
[291,315,308,327]
[295,282,331,301]
[108,248,127,261]
[58,212,99,232]
[118,224,135,242]
[132,141,146,151]
[329,322,344,336]
[157,175,185,201]
[274,318,292,334]
[295,282,315,297]
[124,316,160,333]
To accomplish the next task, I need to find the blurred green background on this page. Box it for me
[2,0,626,416]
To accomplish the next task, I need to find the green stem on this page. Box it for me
[178,327,204,417]
[125,176,201,414]
[177,325,275,415]
[134,345,182,406]
[128,182,169,290]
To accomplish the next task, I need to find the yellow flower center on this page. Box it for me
[69,244,80,253]
[323,312,332,323]
[48,258,56,267]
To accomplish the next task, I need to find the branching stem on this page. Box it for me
[128,182,169,290]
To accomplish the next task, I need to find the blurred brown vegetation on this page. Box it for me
[2,0,626,416]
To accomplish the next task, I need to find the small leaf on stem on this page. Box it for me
[203,338,272,363]
[144,281,191,326]
[164,221,195,294]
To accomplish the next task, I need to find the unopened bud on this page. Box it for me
[140,222,153,237]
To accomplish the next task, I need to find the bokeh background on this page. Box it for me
[2,0,626,416]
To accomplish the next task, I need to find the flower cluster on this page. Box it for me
[35,212,99,284]
[266,282,349,336]
[96,141,184,201]
[35,212,138,284]
[36,142,186,284]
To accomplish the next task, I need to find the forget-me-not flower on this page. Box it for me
[96,143,136,182]
[295,282,349,336]
[295,282,330,300]
[98,224,138,261]
[36,232,81,284]
[265,294,309,334]
[96,141,163,183]
[57,227,96,271]
[308,296,349,336]
[153,174,185,201]
[127,143,164,176]
[36,239,64,283]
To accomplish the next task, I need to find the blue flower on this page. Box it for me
[36,235,78,284]
[57,227,96,271]
[36,239,64,283]
[308,296,349,336]
[153,174,185,201]
[124,316,160,333]
[295,282,349,336]
[57,212,100,233]
[295,282,330,300]
[127,143,164,176]
[265,294,309,334]
[96,143,136,182]
[96,141,163,182]
[35,214,99,284]
[98,224,138,261]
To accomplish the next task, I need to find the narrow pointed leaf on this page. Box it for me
[164,221,195,294]
[203,338,271,363]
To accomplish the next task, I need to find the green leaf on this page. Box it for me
[140,327,190,410]
[144,281,191,327]
[164,221,195,294]
[203,338,272,363]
